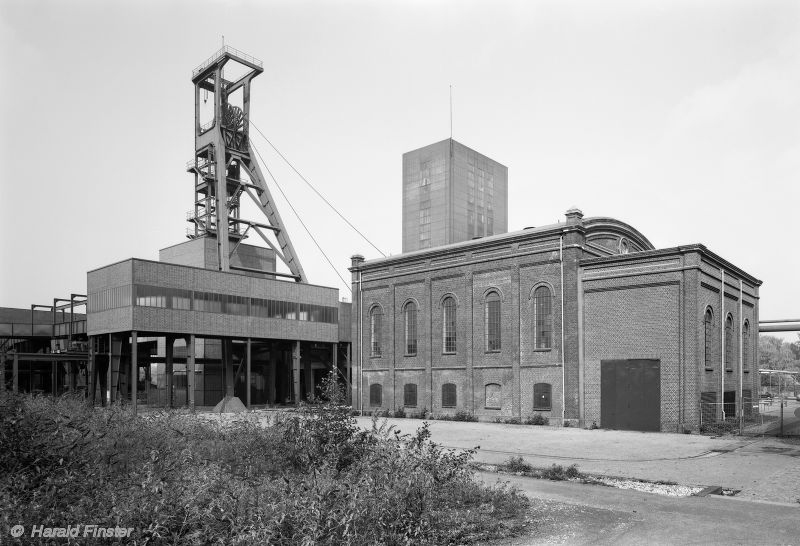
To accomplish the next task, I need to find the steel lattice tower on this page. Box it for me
[187,46,305,281]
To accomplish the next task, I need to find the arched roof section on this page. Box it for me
[583,217,655,255]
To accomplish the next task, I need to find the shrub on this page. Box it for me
[451,410,478,422]
[392,407,407,418]
[525,413,549,426]
[503,456,533,473]
[1,378,530,545]
[541,464,581,480]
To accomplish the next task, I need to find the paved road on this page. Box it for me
[477,472,800,545]
[354,417,800,504]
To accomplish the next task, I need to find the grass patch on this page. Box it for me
[1,375,529,544]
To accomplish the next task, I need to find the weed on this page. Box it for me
[525,414,549,426]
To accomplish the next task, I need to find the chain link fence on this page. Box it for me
[700,392,800,437]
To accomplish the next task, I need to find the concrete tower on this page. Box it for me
[402,138,508,252]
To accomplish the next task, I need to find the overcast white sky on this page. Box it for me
[0,0,798,339]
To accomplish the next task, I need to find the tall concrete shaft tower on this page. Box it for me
[188,46,305,281]
[402,138,508,253]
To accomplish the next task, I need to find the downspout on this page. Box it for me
[359,269,364,416]
[739,279,743,431]
[720,269,725,421]
[560,235,566,424]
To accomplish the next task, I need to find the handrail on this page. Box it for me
[192,45,263,78]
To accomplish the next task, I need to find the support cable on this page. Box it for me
[249,120,387,258]
[249,139,352,294]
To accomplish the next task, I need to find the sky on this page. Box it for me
[0,0,798,340]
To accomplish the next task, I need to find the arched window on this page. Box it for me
[404,301,418,356]
[485,291,501,352]
[533,286,553,350]
[442,296,457,354]
[485,383,501,409]
[369,383,382,407]
[742,320,750,369]
[725,314,734,369]
[442,383,457,407]
[403,383,418,407]
[533,383,552,411]
[370,306,382,357]
[704,308,714,369]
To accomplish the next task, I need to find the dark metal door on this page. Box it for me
[601,359,660,432]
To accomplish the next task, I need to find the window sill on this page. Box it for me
[704,367,713,372]
[743,370,750,374]
[533,408,552,412]
[370,355,382,359]
[532,348,552,353]
[442,352,457,356]
[404,353,417,358]
[485,350,501,354]
[485,406,500,410]
[725,368,733,373]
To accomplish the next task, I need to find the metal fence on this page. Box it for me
[700,394,800,437]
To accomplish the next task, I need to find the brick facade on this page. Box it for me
[351,209,761,431]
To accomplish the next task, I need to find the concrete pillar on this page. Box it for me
[110,334,123,404]
[131,331,138,415]
[68,361,76,392]
[12,353,19,393]
[1,351,6,393]
[246,338,251,408]
[165,336,174,408]
[89,336,96,404]
[304,346,313,401]
[187,335,196,411]
[332,342,338,384]
[224,338,234,398]
[52,361,58,396]
[345,343,351,405]
[292,341,301,404]
[268,344,277,405]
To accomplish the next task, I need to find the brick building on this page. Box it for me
[350,208,760,432]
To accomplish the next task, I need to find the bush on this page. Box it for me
[539,464,581,481]
[392,407,407,418]
[503,456,533,473]
[1,378,530,545]
[452,411,478,422]
[525,414,549,426]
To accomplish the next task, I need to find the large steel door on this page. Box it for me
[601,359,660,432]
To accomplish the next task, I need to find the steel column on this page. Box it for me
[187,335,196,411]
[12,353,19,393]
[165,336,174,408]
[292,341,301,404]
[131,331,138,415]
[246,338,251,408]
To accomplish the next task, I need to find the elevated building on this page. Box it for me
[80,46,350,411]
[402,139,508,252]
